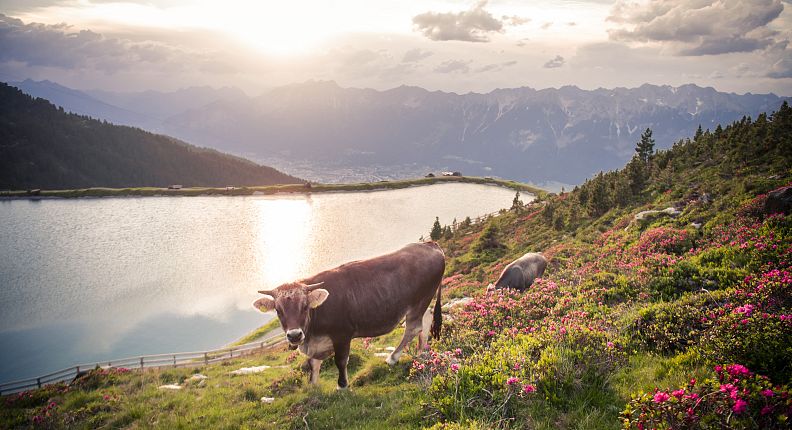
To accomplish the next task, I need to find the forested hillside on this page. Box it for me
[1,104,790,429]
[0,83,302,190]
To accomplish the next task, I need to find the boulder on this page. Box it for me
[764,186,792,215]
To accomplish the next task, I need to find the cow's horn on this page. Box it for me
[305,282,324,290]
[258,289,275,295]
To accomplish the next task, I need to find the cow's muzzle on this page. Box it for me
[286,329,304,345]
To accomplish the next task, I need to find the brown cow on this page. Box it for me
[253,242,445,389]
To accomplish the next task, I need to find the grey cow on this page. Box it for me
[489,252,547,291]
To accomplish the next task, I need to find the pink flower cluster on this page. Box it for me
[623,364,792,429]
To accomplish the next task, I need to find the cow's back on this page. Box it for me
[515,252,547,283]
[304,242,445,338]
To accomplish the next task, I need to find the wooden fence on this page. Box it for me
[0,335,285,396]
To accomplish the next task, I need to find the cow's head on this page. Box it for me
[253,282,329,347]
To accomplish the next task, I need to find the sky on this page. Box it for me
[0,0,791,95]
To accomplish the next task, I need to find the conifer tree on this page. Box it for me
[430,217,442,241]
[636,128,655,163]
[511,191,523,213]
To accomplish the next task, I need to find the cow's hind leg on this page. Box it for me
[333,340,351,389]
[387,310,424,366]
[309,358,322,384]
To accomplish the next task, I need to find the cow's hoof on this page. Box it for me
[336,385,349,391]
[386,354,399,366]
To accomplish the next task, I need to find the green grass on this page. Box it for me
[0,176,547,199]
[0,331,428,429]
[231,318,282,346]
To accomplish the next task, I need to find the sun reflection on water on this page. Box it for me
[253,198,313,289]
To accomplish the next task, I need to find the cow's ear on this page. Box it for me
[307,289,329,309]
[253,295,276,312]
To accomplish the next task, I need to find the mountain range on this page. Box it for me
[13,79,790,187]
[0,83,301,190]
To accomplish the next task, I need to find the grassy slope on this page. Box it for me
[0,175,546,199]
[2,106,790,429]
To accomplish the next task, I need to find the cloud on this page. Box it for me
[540,22,553,30]
[543,55,565,68]
[475,60,517,73]
[402,48,433,63]
[343,49,383,66]
[434,59,472,73]
[0,14,226,74]
[412,1,504,43]
[502,15,530,26]
[608,0,786,56]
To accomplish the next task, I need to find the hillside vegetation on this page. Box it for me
[1,104,791,429]
[0,83,302,190]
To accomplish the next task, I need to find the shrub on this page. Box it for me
[699,312,792,384]
[630,290,728,354]
[427,329,624,421]
[621,364,792,429]
[582,272,637,304]
[634,227,694,256]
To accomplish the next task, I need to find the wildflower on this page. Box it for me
[653,391,670,403]
[507,377,520,385]
[761,389,774,397]
[606,341,614,349]
[672,389,685,398]
[454,348,462,356]
[522,384,536,394]
[726,364,751,378]
[761,405,773,415]
[450,363,459,373]
[732,398,747,414]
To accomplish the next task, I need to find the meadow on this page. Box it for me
[1,104,790,429]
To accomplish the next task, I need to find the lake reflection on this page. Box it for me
[0,183,525,382]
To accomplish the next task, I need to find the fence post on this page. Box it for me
[140,357,144,370]
[173,355,176,366]
[204,352,208,365]
[76,365,80,373]
[36,378,41,388]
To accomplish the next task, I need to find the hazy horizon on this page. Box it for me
[9,76,791,99]
[1,0,791,96]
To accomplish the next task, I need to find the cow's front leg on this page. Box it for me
[309,358,322,384]
[333,340,351,389]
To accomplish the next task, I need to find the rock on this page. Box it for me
[185,374,208,386]
[260,396,275,404]
[373,352,389,357]
[691,222,703,229]
[442,297,473,310]
[634,207,682,223]
[698,193,713,204]
[158,384,182,390]
[764,186,792,215]
[230,365,271,375]
[384,346,396,352]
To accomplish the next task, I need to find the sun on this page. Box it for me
[220,1,338,56]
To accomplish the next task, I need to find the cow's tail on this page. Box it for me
[430,283,442,340]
